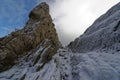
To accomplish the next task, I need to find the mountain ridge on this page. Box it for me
[0,2,60,72]
[0,2,120,80]
[68,2,120,53]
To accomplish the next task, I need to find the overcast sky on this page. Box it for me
[0,0,119,46]
[44,0,120,45]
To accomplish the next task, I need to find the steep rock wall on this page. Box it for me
[0,2,60,72]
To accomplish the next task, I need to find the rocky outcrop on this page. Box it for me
[68,2,120,53]
[0,2,60,72]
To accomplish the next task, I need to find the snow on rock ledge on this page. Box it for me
[0,47,72,80]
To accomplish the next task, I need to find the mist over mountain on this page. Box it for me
[0,2,120,80]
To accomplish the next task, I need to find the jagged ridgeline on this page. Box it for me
[0,2,60,72]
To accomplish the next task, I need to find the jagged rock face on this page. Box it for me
[69,2,120,53]
[0,2,60,72]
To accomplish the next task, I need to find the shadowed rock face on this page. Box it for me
[0,2,60,72]
[68,2,120,53]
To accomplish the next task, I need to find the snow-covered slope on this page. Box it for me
[68,2,120,80]
[1,2,120,80]
[71,52,120,80]
[1,48,120,80]
[69,2,120,53]
[0,45,71,80]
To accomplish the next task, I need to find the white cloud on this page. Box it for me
[34,0,119,45]
[37,0,120,45]
[0,0,119,45]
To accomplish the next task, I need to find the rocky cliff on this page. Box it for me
[0,2,60,72]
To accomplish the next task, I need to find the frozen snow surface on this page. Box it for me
[71,52,120,80]
[0,48,72,80]
[68,2,120,53]
[1,2,120,80]
[0,48,120,80]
